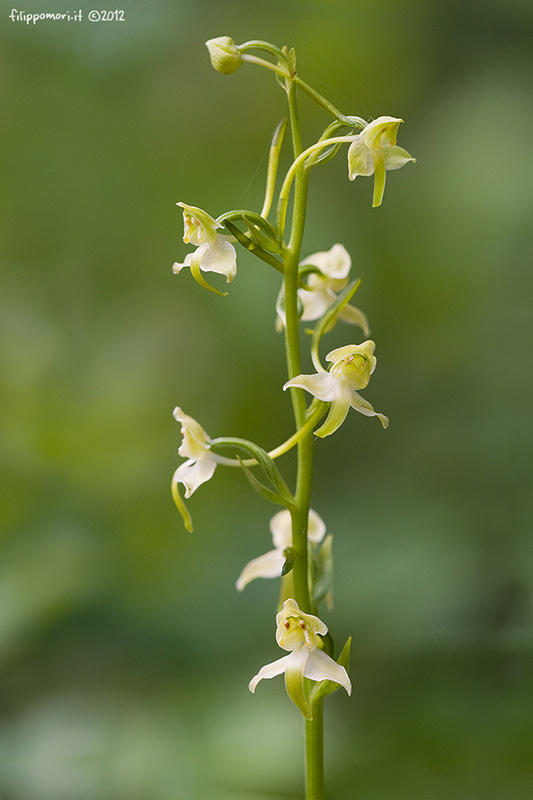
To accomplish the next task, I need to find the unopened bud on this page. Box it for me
[205,36,242,74]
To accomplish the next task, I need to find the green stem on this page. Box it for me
[283,72,325,800]
[305,697,325,799]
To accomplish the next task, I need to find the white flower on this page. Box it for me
[171,408,217,532]
[172,407,216,498]
[276,244,369,334]
[173,202,237,288]
[249,598,351,719]
[283,341,389,437]
[236,509,326,591]
[347,116,415,207]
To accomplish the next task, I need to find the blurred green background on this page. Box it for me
[1,1,532,798]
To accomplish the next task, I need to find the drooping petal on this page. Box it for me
[382,143,416,171]
[235,548,286,591]
[350,390,389,428]
[370,146,387,208]
[284,645,312,719]
[248,653,293,693]
[283,372,337,402]
[347,135,374,180]
[300,243,352,280]
[313,396,351,438]
[174,454,216,498]
[304,647,352,695]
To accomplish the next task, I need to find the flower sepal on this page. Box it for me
[310,636,352,702]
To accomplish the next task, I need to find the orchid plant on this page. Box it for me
[171,36,414,799]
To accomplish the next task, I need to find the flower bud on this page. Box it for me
[205,36,242,75]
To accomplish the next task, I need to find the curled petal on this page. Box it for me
[338,303,370,336]
[350,391,389,428]
[236,549,286,591]
[173,407,210,460]
[283,372,336,402]
[362,116,403,149]
[174,454,216,498]
[304,647,352,695]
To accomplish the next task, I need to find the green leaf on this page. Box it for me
[211,436,296,511]
[222,220,285,274]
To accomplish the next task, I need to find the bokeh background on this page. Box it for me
[1,1,532,798]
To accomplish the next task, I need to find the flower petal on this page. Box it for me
[347,135,374,180]
[235,548,286,591]
[283,372,336,402]
[269,509,293,549]
[198,236,237,281]
[284,645,312,719]
[338,303,370,336]
[313,396,351,438]
[177,202,221,245]
[174,407,210,460]
[304,648,352,695]
[308,509,326,544]
[350,391,389,428]
[371,146,387,207]
[362,116,403,149]
[248,653,292,693]
[298,286,334,321]
[174,454,216,498]
[382,143,416,171]
[300,243,351,280]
